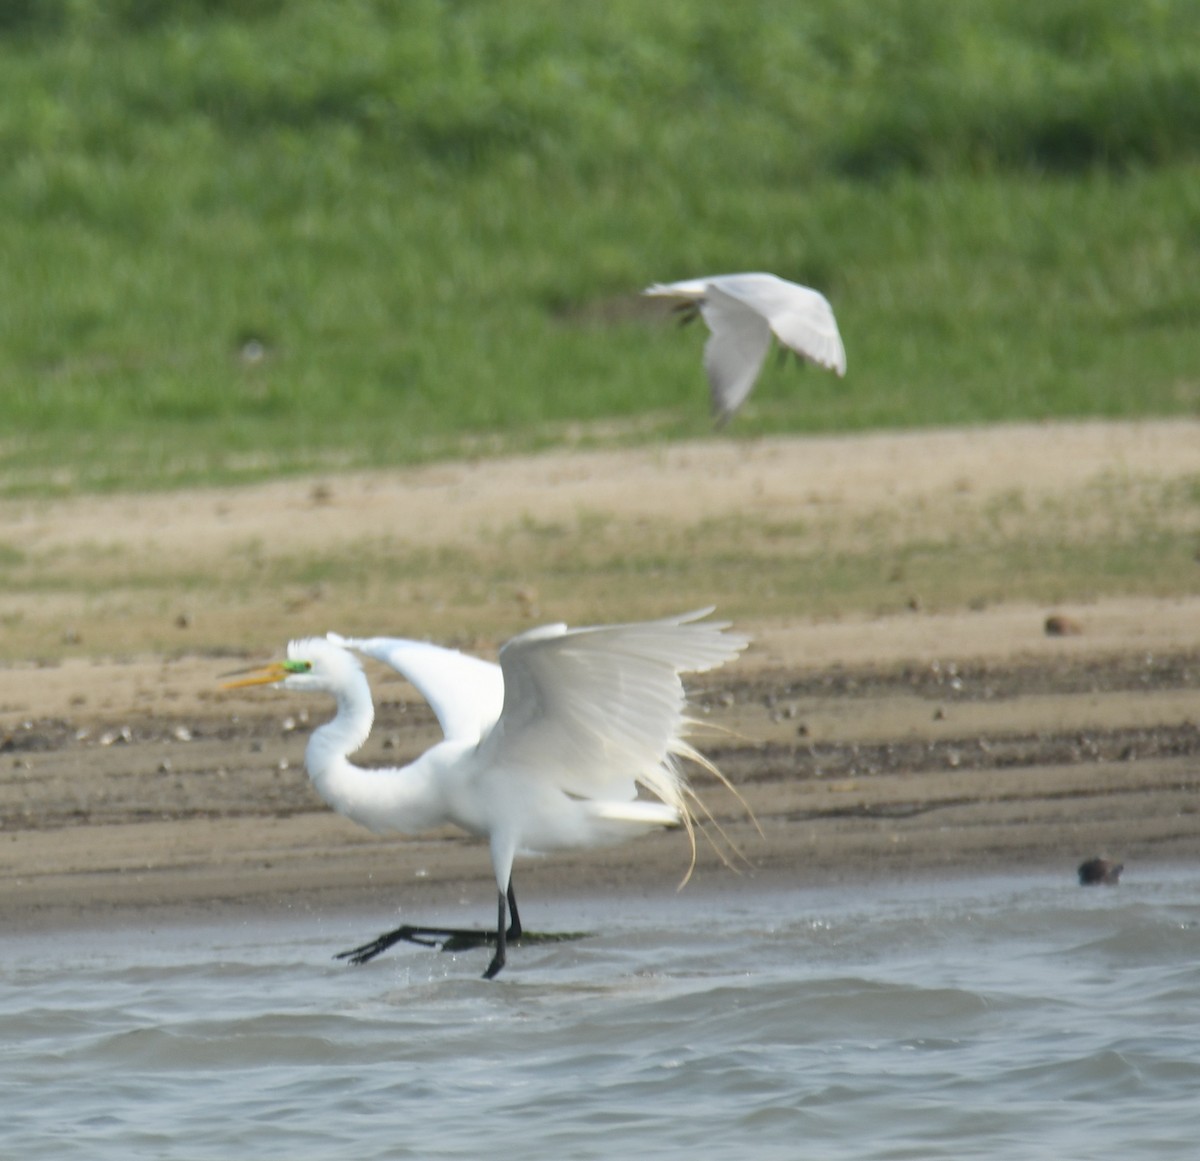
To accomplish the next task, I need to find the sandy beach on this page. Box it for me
[2,420,1199,934]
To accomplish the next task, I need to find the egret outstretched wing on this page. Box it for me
[328,633,504,744]
[477,608,747,811]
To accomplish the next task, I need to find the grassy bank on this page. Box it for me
[4,471,1197,662]
[0,424,1195,662]
[3,1,1199,494]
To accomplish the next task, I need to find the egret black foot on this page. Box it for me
[335,925,488,965]
[336,927,592,966]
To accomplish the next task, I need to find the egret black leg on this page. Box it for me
[336,874,584,971]
[335,924,484,965]
[483,885,508,980]
[336,887,521,964]
[506,879,522,940]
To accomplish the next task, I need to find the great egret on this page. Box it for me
[644,272,846,425]
[224,609,748,978]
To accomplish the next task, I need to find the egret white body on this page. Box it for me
[644,272,846,424]
[225,609,748,978]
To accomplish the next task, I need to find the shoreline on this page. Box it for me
[8,853,1182,945]
[5,632,1198,936]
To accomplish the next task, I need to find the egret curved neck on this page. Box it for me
[304,670,375,795]
[302,672,451,835]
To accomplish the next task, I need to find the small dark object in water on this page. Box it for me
[1078,857,1123,886]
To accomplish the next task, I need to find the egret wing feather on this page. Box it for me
[328,633,504,744]
[476,609,747,813]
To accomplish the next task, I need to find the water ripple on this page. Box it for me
[4,870,1200,1160]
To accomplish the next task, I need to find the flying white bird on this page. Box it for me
[644,272,846,424]
[224,609,748,979]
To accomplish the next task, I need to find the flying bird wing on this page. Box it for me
[698,281,776,423]
[328,633,505,744]
[643,277,711,300]
[475,609,747,810]
[714,274,846,378]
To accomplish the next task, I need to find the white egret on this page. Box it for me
[644,272,846,424]
[224,609,748,979]
[327,632,507,746]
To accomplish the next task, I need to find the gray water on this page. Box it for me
[4,869,1200,1160]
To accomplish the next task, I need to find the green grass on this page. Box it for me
[2,0,1199,494]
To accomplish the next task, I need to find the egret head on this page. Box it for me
[223,636,364,696]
